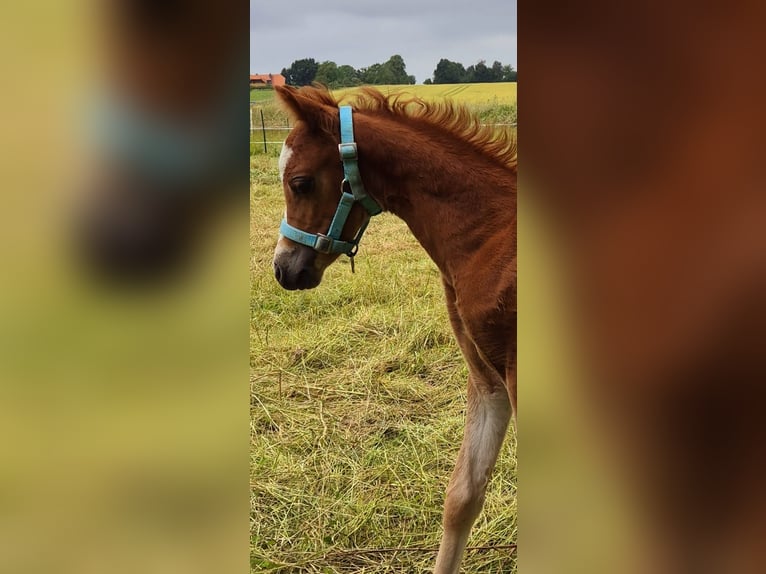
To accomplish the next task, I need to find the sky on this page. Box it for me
[250,0,517,84]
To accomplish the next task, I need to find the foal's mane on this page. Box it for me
[293,85,517,172]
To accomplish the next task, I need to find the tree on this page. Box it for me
[359,63,382,85]
[384,54,414,85]
[281,58,319,86]
[358,56,415,85]
[336,65,361,87]
[433,58,516,83]
[314,61,339,87]
[491,61,504,82]
[472,60,493,83]
[502,64,517,82]
[315,62,362,88]
[433,59,467,84]
[281,55,416,87]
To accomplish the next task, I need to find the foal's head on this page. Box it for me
[272,86,371,290]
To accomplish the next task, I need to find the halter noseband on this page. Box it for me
[279,106,382,269]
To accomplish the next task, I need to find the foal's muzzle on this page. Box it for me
[273,261,321,290]
[272,244,322,290]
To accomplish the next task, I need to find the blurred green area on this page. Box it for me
[0,4,249,573]
[518,186,646,574]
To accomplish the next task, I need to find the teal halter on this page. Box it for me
[279,106,382,269]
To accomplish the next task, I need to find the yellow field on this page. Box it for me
[336,82,516,106]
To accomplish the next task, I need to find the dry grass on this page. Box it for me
[250,153,516,572]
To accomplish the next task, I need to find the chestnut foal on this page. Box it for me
[272,86,516,573]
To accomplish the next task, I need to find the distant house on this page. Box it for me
[250,73,286,88]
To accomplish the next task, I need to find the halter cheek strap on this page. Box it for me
[279,105,382,268]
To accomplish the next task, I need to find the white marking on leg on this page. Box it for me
[435,387,511,574]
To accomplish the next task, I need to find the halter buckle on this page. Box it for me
[314,234,333,254]
[338,142,358,161]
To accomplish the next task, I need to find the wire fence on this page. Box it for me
[250,104,516,155]
[250,105,291,154]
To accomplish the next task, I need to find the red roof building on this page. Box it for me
[250,73,286,87]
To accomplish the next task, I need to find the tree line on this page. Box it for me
[281,55,414,88]
[280,56,516,88]
[428,59,516,84]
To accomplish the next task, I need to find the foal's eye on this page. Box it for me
[289,176,315,195]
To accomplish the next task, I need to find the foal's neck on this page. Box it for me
[356,116,516,279]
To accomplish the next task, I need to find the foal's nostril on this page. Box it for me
[273,262,283,283]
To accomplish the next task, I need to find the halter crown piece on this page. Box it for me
[279,105,382,271]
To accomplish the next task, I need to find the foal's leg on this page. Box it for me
[434,374,511,574]
[435,282,512,573]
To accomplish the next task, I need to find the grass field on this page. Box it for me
[334,82,516,105]
[251,83,516,104]
[251,85,517,572]
[251,88,279,103]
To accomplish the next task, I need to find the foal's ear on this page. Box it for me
[275,85,339,136]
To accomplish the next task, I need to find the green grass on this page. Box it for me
[251,88,279,103]
[251,151,516,572]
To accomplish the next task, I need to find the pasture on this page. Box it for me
[333,82,517,105]
[251,82,516,105]
[250,85,517,573]
[251,88,280,103]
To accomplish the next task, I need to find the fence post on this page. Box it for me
[260,109,267,153]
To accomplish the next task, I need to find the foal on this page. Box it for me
[272,85,516,573]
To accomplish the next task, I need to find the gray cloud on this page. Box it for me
[251,0,516,84]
